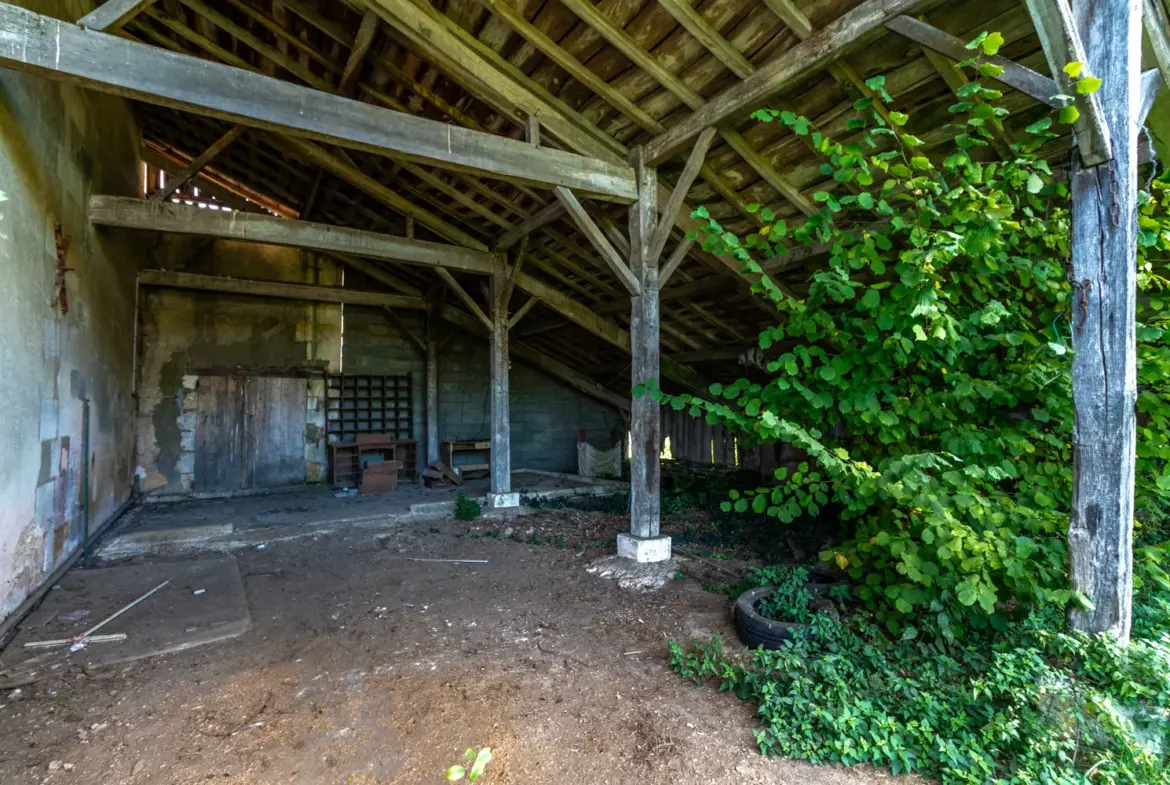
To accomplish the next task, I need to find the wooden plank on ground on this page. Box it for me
[431,461,464,486]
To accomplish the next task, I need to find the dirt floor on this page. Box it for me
[0,509,914,785]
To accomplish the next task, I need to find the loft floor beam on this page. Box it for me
[0,4,637,201]
[90,196,495,273]
[138,269,426,309]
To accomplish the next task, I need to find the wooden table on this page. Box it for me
[443,440,491,475]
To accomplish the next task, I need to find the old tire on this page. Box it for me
[733,587,807,650]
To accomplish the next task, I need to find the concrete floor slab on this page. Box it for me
[6,557,250,668]
[96,471,625,560]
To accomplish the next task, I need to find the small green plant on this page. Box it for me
[446,747,492,781]
[454,493,481,521]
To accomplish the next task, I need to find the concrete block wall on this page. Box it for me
[344,307,624,475]
[0,1,144,623]
[338,306,426,476]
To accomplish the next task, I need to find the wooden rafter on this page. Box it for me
[150,125,246,203]
[78,0,159,32]
[644,0,929,163]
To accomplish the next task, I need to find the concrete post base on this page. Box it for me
[486,492,520,509]
[616,533,672,563]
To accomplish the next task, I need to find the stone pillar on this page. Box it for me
[618,148,669,563]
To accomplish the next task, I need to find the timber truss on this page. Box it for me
[2,0,1166,543]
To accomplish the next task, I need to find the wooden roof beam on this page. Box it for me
[0,4,637,201]
[91,195,496,273]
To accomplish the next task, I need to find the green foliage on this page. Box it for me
[742,565,816,623]
[648,35,1170,637]
[454,492,482,521]
[670,600,1170,784]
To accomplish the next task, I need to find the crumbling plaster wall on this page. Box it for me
[135,239,342,495]
[343,306,624,474]
[0,1,143,622]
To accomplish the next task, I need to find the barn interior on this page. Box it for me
[0,3,1163,776]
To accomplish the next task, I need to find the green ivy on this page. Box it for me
[644,39,1170,637]
[670,601,1170,784]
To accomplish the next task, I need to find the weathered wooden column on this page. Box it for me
[487,252,518,508]
[1066,0,1142,642]
[618,148,669,562]
[425,294,440,467]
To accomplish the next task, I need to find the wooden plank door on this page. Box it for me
[245,376,308,488]
[195,376,246,494]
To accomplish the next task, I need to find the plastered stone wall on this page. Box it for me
[134,239,342,495]
[0,1,143,622]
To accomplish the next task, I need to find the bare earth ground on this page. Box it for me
[0,510,915,785]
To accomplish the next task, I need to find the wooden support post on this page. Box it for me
[1066,0,1141,643]
[425,294,441,467]
[488,253,516,507]
[620,148,668,562]
[1023,0,1113,165]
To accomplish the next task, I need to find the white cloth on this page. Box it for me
[577,442,621,478]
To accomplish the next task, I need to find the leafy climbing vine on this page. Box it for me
[640,34,1170,638]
